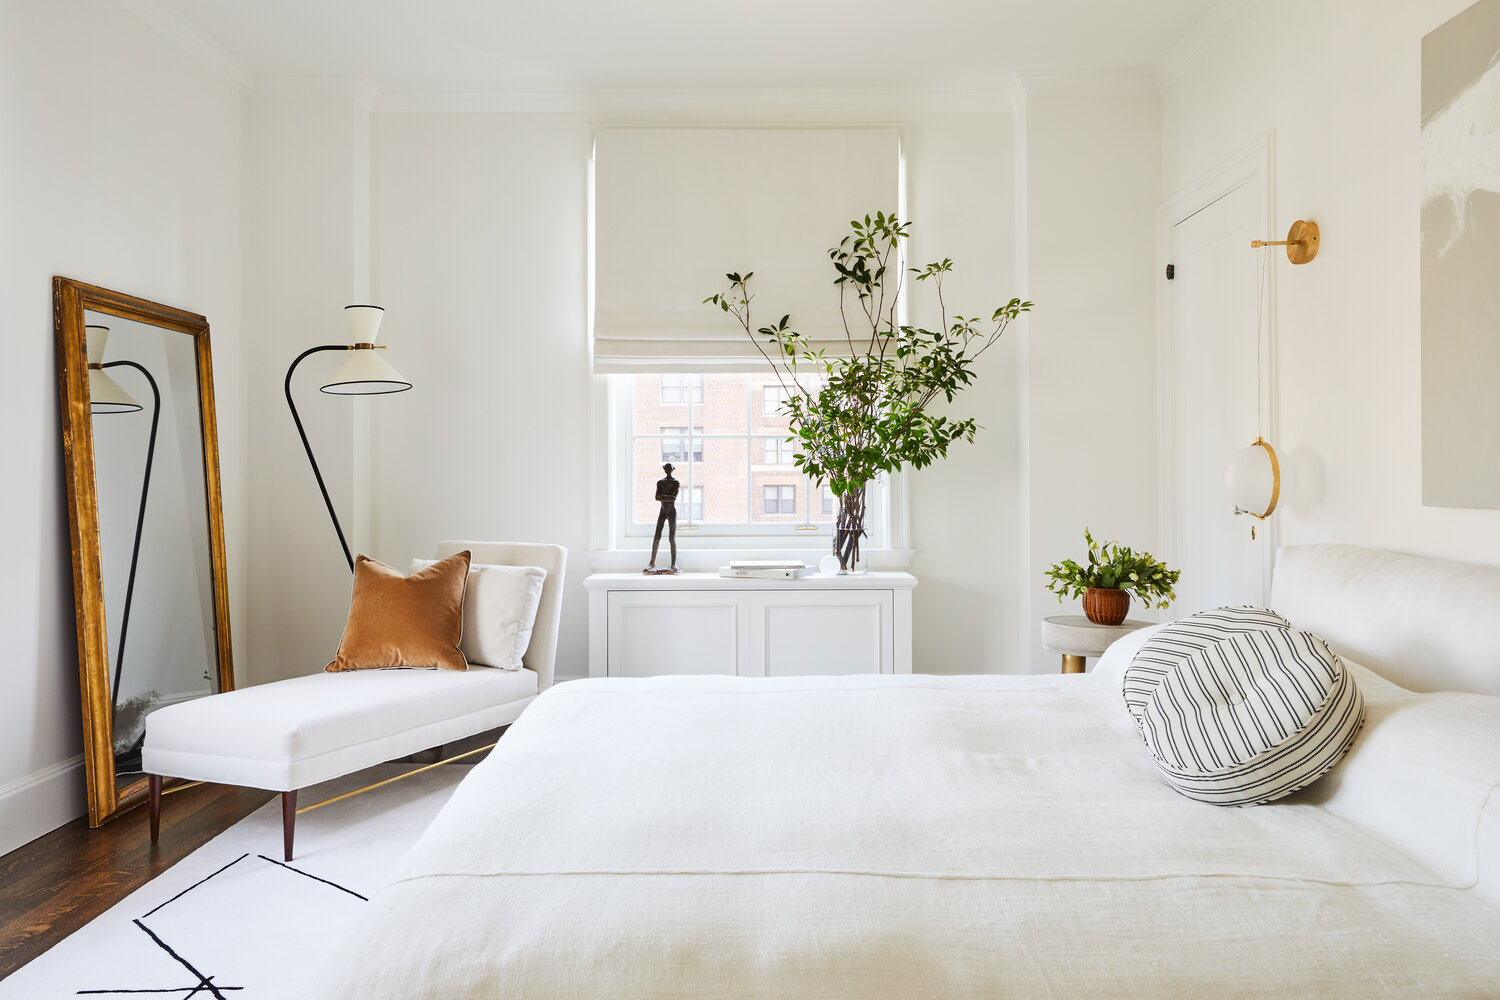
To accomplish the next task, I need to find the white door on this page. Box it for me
[1165,177,1273,612]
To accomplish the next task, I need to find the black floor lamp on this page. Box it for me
[86,324,159,708]
[284,305,412,571]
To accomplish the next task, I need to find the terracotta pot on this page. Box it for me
[1083,587,1129,626]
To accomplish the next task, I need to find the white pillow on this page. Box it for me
[1138,627,1365,806]
[411,559,546,670]
[1091,622,1167,682]
[1123,606,1292,729]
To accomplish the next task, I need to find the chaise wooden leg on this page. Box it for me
[282,790,298,861]
[149,775,162,843]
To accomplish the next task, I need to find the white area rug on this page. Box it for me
[1,764,469,999]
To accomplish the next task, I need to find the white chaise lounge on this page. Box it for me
[141,540,566,860]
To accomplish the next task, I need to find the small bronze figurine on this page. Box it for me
[645,462,681,575]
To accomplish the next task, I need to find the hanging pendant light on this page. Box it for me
[1225,436,1280,520]
[1227,222,1314,537]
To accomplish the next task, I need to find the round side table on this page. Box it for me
[1041,615,1151,674]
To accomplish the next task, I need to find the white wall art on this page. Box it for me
[1422,0,1500,508]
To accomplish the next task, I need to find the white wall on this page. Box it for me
[1016,83,1165,671]
[367,105,1027,678]
[0,0,243,852]
[902,113,1025,674]
[369,110,594,675]
[241,83,375,685]
[1161,0,1500,568]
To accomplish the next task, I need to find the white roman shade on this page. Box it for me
[592,127,901,373]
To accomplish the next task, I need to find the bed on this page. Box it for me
[309,545,1500,998]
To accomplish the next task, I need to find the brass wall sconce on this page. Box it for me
[1251,219,1320,264]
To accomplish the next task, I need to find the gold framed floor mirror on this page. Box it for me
[54,277,234,827]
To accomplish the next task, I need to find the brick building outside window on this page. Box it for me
[625,373,841,533]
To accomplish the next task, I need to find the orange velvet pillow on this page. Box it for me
[326,551,471,672]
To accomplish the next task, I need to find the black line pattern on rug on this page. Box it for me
[78,985,245,994]
[76,851,370,996]
[140,854,250,919]
[128,919,233,1000]
[256,855,369,901]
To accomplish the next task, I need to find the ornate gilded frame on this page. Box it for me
[53,277,235,827]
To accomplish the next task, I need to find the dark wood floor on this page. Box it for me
[0,728,501,980]
[0,781,273,978]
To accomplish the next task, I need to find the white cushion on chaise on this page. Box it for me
[142,665,537,790]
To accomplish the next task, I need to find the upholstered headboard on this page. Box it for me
[435,540,567,692]
[1271,543,1500,697]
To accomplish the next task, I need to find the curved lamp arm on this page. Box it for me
[99,360,159,708]
[284,345,355,572]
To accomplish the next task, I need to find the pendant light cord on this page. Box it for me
[1255,245,1268,439]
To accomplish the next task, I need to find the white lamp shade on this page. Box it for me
[320,346,412,395]
[1225,438,1281,519]
[344,304,385,343]
[85,325,142,413]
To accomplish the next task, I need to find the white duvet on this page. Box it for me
[311,671,1500,998]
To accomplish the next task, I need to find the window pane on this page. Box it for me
[634,374,712,433]
[624,373,850,535]
[755,480,799,522]
[694,436,746,524]
[633,439,676,525]
[697,374,746,434]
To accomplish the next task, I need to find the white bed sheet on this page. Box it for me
[310,672,1500,999]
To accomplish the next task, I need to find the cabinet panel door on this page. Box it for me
[751,591,893,676]
[606,592,749,677]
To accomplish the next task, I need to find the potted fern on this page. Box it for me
[705,212,1030,572]
[1044,529,1180,625]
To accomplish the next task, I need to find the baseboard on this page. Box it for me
[0,756,87,856]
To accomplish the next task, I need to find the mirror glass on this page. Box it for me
[84,309,221,795]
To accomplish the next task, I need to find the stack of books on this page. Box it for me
[718,560,813,580]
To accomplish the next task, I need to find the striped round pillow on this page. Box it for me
[1123,606,1292,729]
[1138,627,1365,806]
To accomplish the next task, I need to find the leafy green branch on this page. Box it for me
[704,212,1032,505]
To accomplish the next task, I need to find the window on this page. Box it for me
[660,427,702,463]
[660,374,703,405]
[821,485,835,516]
[762,385,791,416]
[762,436,795,465]
[615,374,885,541]
[763,484,796,515]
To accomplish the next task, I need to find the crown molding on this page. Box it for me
[248,74,378,108]
[1154,0,1255,86]
[113,0,250,89]
[371,85,1017,115]
[1011,70,1158,99]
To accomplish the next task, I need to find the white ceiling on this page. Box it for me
[156,0,1221,93]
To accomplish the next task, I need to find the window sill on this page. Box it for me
[584,546,915,574]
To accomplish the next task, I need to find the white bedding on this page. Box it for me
[311,671,1500,998]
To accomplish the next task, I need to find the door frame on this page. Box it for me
[1155,134,1279,608]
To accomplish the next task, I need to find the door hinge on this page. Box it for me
[1165,263,1176,280]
